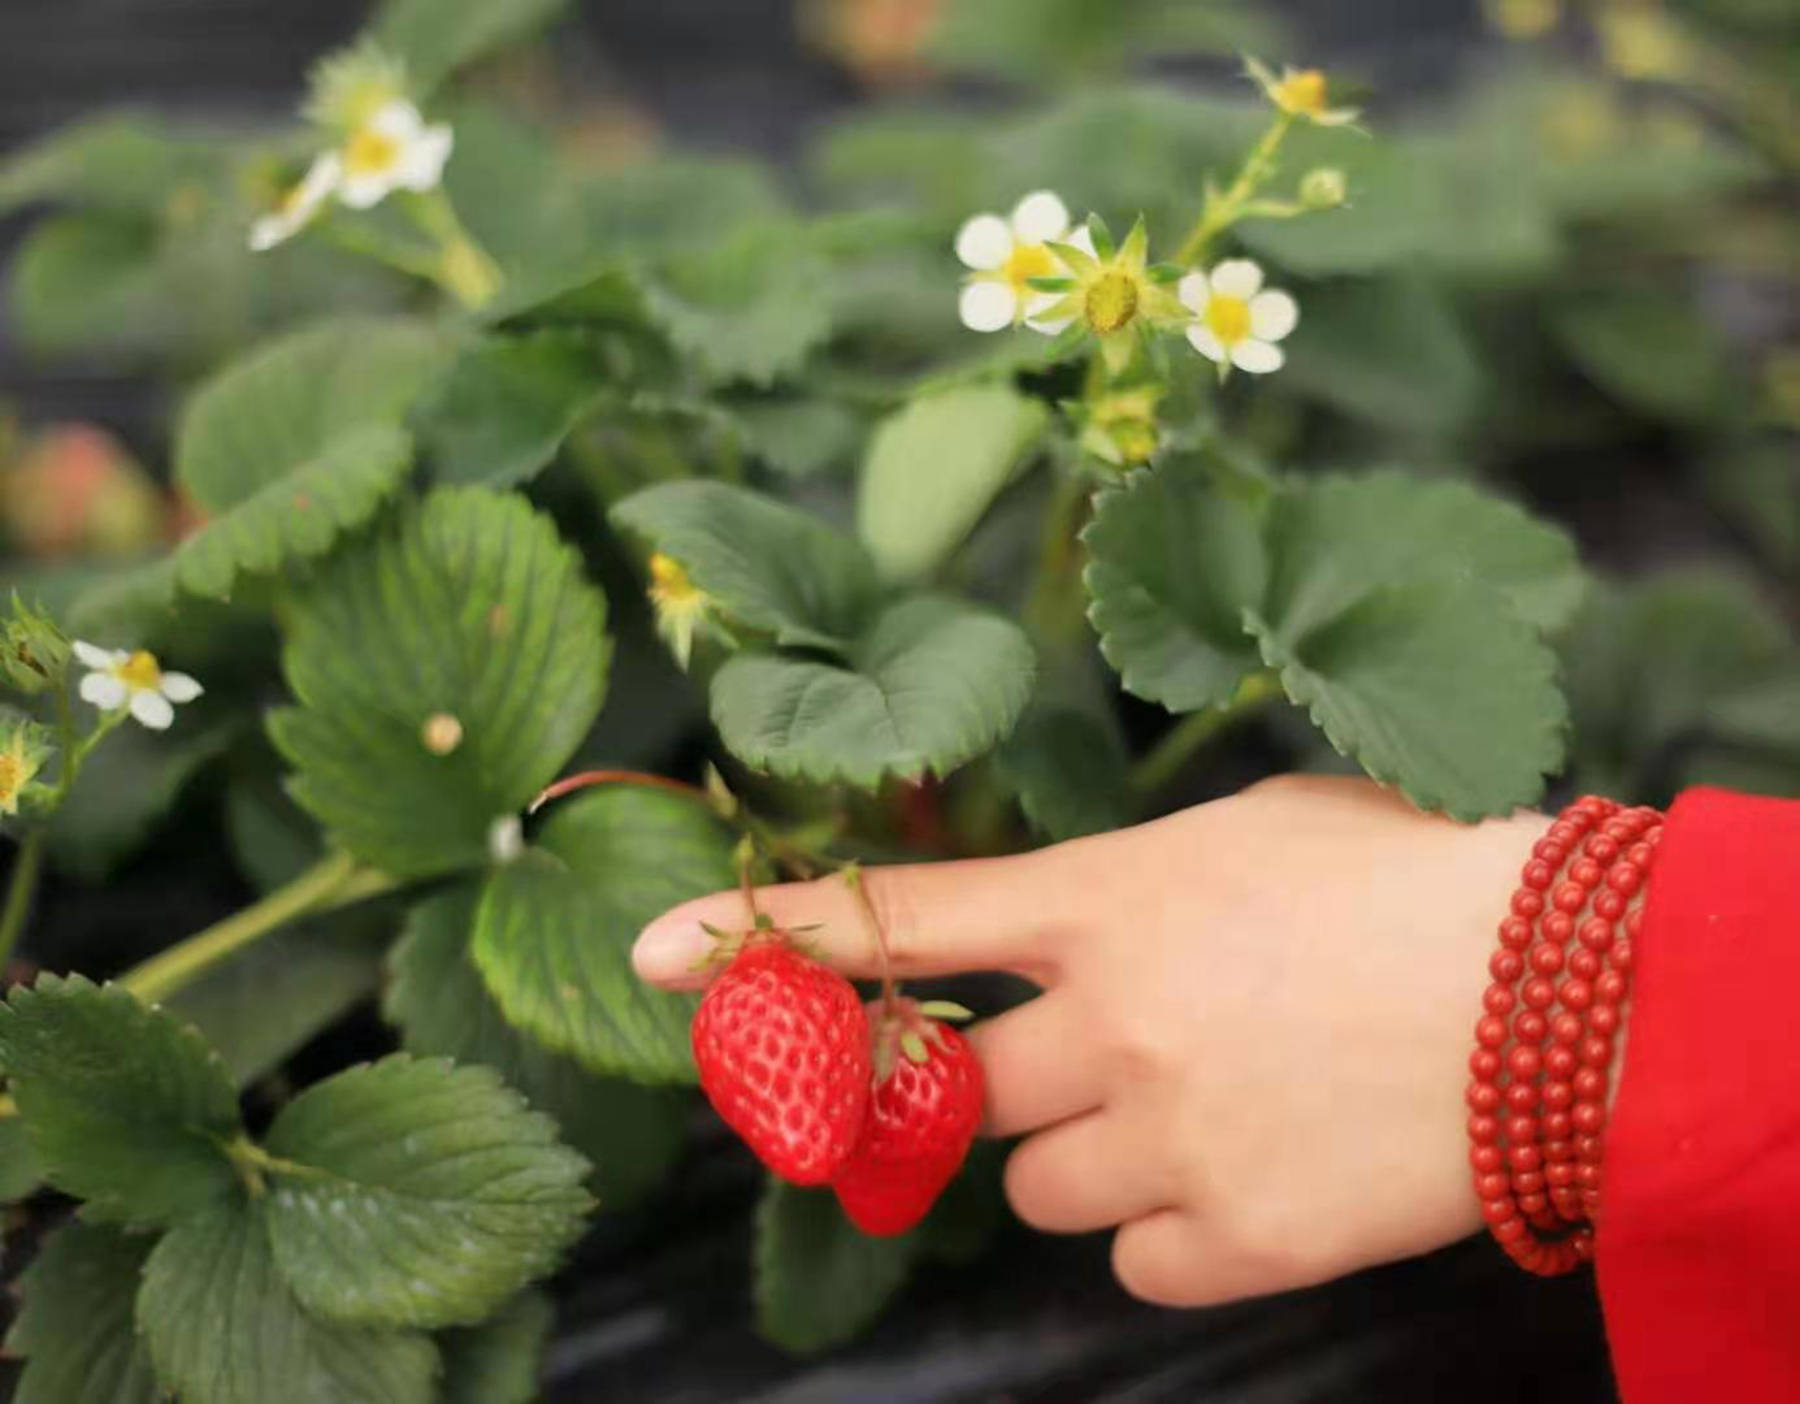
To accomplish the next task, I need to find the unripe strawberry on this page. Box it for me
[692,934,871,1185]
[832,998,983,1236]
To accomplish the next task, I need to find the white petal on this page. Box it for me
[159,672,204,703]
[1186,325,1228,363]
[1177,271,1211,313]
[1009,190,1069,244]
[79,672,128,710]
[1231,339,1286,374]
[1023,292,1073,334]
[129,689,175,730]
[337,169,396,209]
[72,640,116,670]
[1249,289,1299,342]
[1208,258,1264,299]
[959,280,1018,332]
[294,151,343,207]
[1063,224,1098,258]
[954,214,1012,271]
[396,125,453,191]
[367,100,425,142]
[249,213,295,252]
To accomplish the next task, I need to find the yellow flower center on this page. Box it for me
[1275,69,1328,116]
[648,552,700,605]
[1084,272,1140,335]
[1001,243,1057,294]
[344,127,400,177]
[1205,295,1253,346]
[114,650,162,690]
[0,752,20,802]
[421,712,463,756]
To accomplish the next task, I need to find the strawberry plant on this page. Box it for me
[0,0,1794,1395]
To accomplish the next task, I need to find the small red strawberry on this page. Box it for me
[832,998,984,1236]
[692,932,871,1185]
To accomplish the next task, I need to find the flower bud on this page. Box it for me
[1299,167,1348,211]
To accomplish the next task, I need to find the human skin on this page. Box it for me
[633,774,1554,1307]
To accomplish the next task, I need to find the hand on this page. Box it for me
[633,775,1549,1308]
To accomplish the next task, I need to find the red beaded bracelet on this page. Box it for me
[1467,796,1663,1275]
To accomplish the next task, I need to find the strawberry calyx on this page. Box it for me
[868,996,971,1082]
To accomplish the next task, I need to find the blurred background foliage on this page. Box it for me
[0,0,1793,1397]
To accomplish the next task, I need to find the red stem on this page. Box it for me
[528,768,709,814]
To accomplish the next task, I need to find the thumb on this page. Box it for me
[632,849,1073,989]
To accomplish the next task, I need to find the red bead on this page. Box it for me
[1523,977,1557,1010]
[1543,1141,1574,1167]
[1550,1012,1583,1045]
[1573,1067,1607,1099]
[1477,1015,1509,1048]
[1579,1035,1612,1068]
[1584,835,1620,863]
[1467,1082,1502,1113]
[1471,1144,1504,1173]
[1506,1045,1542,1079]
[1578,916,1614,950]
[1544,1045,1578,1079]
[1606,863,1642,895]
[1547,822,1581,847]
[1546,1161,1577,1189]
[1508,1145,1541,1172]
[1529,943,1566,975]
[1542,1110,1573,1140]
[1627,842,1653,867]
[1610,939,1634,973]
[1596,970,1627,1005]
[1550,1189,1584,1223]
[1518,1192,1549,1216]
[1481,1197,1517,1225]
[1569,948,1602,979]
[1513,1169,1546,1194]
[1572,1101,1605,1135]
[1505,1082,1540,1113]
[1588,1004,1620,1035]
[1469,1114,1500,1144]
[1602,818,1635,843]
[1521,860,1555,890]
[1512,890,1545,918]
[1516,1011,1548,1042]
[1475,1171,1511,1199]
[1492,1216,1528,1244]
[1625,907,1644,937]
[1576,1163,1603,1190]
[1505,1114,1537,1144]
[1552,882,1587,913]
[1470,1048,1503,1079]
[1575,1134,1604,1163]
[1573,1231,1595,1263]
[1500,917,1534,950]
[1490,949,1525,982]
[1569,858,1603,888]
[1541,1080,1574,1111]
[1559,979,1594,1011]
[1595,889,1626,919]
[1543,911,1575,943]
[1484,984,1518,1015]
[1533,838,1568,864]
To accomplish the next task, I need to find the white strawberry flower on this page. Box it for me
[954,190,1092,335]
[336,100,454,210]
[1179,259,1299,376]
[249,151,343,252]
[73,641,202,731]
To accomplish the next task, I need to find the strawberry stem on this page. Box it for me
[528,768,711,814]
[842,863,899,1014]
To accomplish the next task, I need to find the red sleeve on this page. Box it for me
[1597,787,1800,1402]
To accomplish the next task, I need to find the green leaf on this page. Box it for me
[8,213,164,356]
[173,425,416,599]
[262,1053,591,1330]
[611,480,879,651]
[167,914,389,1087]
[857,385,1048,584]
[419,331,612,487]
[176,317,449,515]
[0,974,241,1227]
[438,1291,554,1404]
[223,761,326,893]
[711,596,1036,788]
[6,1224,160,1404]
[754,1180,918,1355]
[389,886,688,1206]
[0,1116,44,1202]
[729,396,866,479]
[1554,288,1732,425]
[269,487,610,879]
[0,112,216,216]
[139,1202,439,1404]
[993,701,1131,841]
[1082,459,1269,712]
[371,0,570,96]
[643,223,833,387]
[471,785,735,1082]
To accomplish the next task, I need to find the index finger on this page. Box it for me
[631,849,1079,989]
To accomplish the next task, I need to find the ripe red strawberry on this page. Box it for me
[692,934,871,1185]
[832,999,984,1236]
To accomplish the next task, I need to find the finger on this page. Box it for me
[633,851,1078,988]
[1005,1111,1175,1235]
[1111,1209,1305,1309]
[966,997,1104,1138]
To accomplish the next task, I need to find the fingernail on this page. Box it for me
[633,914,708,982]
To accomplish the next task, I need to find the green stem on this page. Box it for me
[0,832,45,973]
[318,220,444,281]
[1176,113,1295,266]
[404,189,502,310]
[1024,469,1096,643]
[1129,670,1283,800]
[123,850,392,1006]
